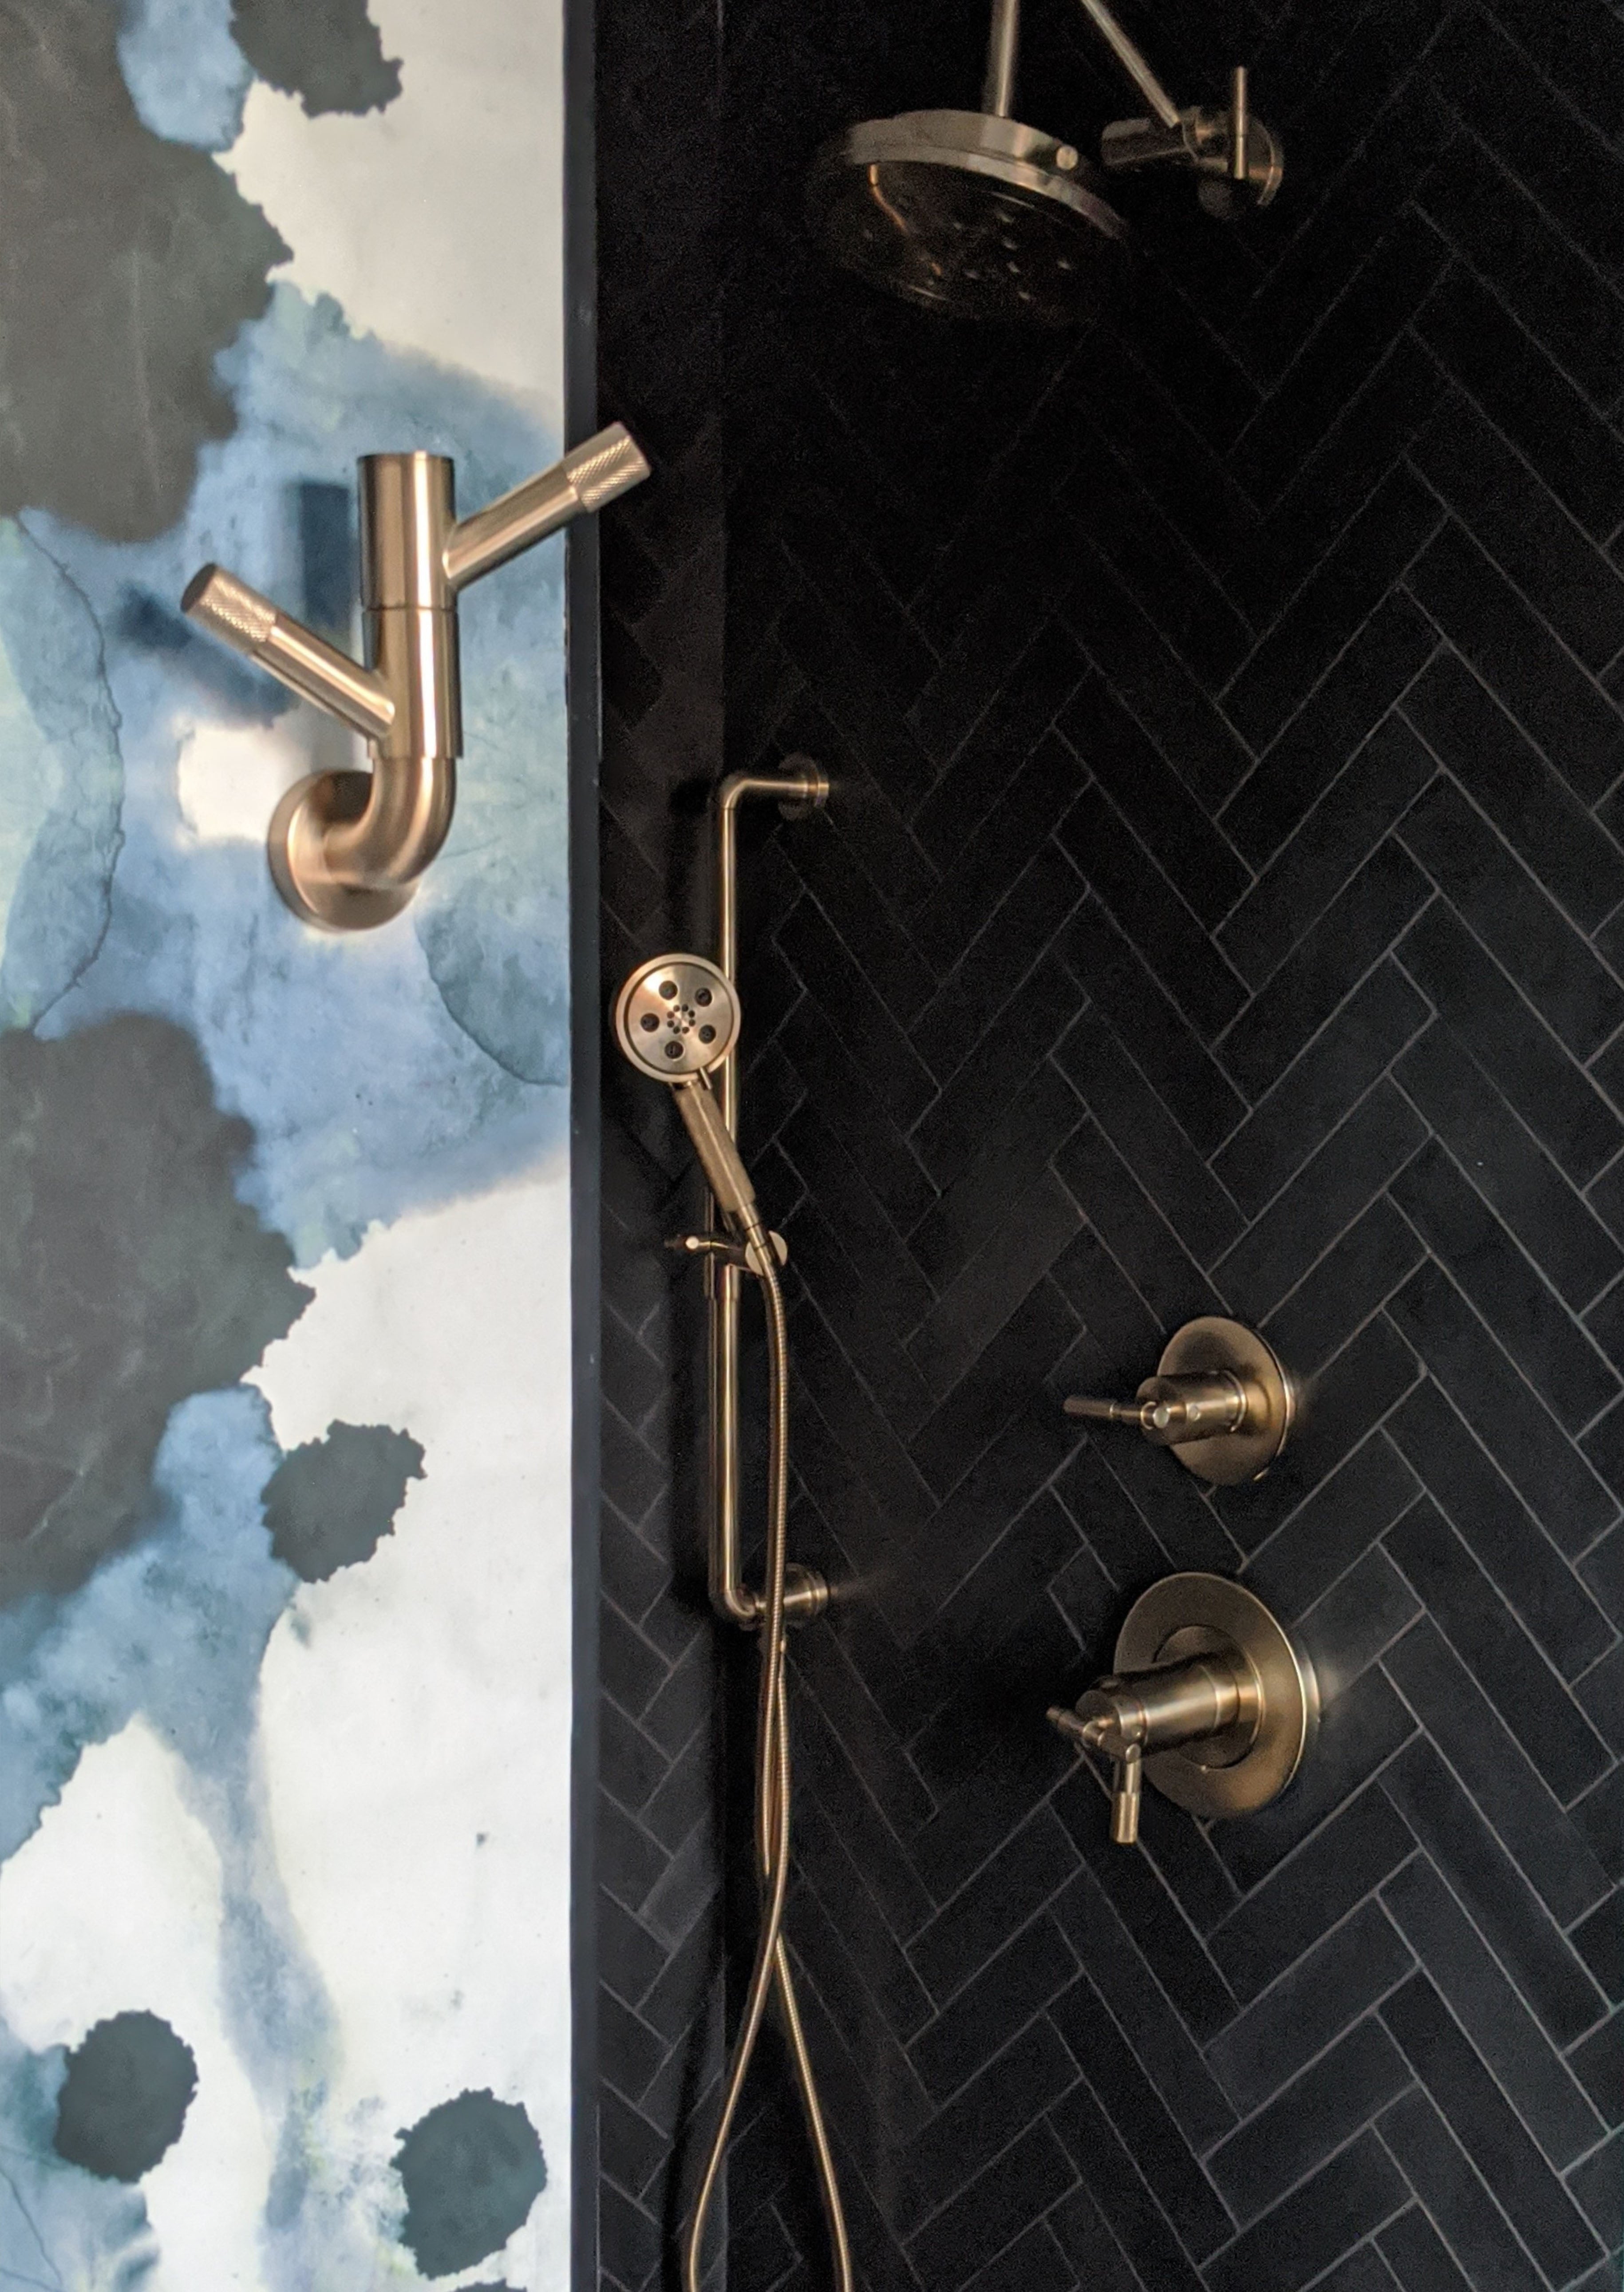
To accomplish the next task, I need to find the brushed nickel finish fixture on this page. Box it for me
[1064,1314,1294,1484]
[612,757,850,2292]
[806,0,1278,325]
[182,424,649,930]
[1048,1572,1318,1844]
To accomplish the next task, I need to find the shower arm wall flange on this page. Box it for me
[181,424,649,932]
[709,759,831,1630]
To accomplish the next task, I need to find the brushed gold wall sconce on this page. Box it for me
[181,424,649,930]
[1063,1315,1293,1484]
[1048,1573,1317,1845]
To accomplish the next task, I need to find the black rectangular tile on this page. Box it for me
[1211,1783,1417,2003]
[1396,1020,1624,1312]
[1047,1977,1233,2259]
[1246,1433,1422,1623]
[1383,1497,1612,1804]
[1064,899,1248,1155]
[1208,2015,1413,2226]
[1218,842,1433,1100]
[1387,1379,1616,1678]
[1225,467,1443,751]
[1205,1896,1416,2116]
[1057,677,1250,930]
[909,1806,1079,2003]
[1221,592,1438,870]
[909,1168,1082,1401]
[1051,1769,1237,2041]
[1203,2130,1409,2292]
[1054,1864,1235,2150]
[1217,1312,1423,1557]
[905,2119,1077,2292]
[909,622,1087,866]
[1235,213,1450,507]
[1391,1138,1620,1430]
[1387,1261,1619,1556]
[910,843,1086,1089]
[1376,2208,1471,2292]
[1397,776,1624,1061]
[1297,1544,1423,1695]
[1063,551,1254,814]
[1217,1078,1427,1320]
[1381,1856,1605,2171]
[908,1062,1084,1292]
[1052,1004,1243,1263]
[1381,1738,1609,2047]
[909,734,1086,970]
[898,2017,1078,2234]
[1378,2087,1546,2291]
[1418,264,1624,539]
[907,1914,1077,2106]
[1382,1974,1604,2284]
[1059,781,1249,1039]
[1263,1197,1428,1382]
[1383,1617,1612,1924]
[1407,518,1624,804]
[1214,960,1433,1219]
[1218,716,1436,991]
[1055,1117,1225,1330]
[1047,2076,1206,2292]
[1402,652,1624,920]
[1214,1664,1418,1894]
[1411,392,1624,673]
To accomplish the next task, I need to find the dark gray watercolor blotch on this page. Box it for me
[231,0,403,116]
[260,1420,425,1582]
[0,0,288,540]
[53,2011,198,2181]
[393,2090,547,2276]
[0,1015,311,1605]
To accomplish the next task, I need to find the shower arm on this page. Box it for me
[182,424,649,930]
[983,0,1276,202]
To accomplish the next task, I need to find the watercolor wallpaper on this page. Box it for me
[0,0,575,2284]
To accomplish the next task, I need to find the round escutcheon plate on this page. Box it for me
[1114,1572,1318,1820]
[1156,1316,1294,1484]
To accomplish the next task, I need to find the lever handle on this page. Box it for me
[1064,1370,1249,1446]
[1229,64,1249,182]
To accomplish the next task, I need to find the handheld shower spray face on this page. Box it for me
[614,955,766,1240]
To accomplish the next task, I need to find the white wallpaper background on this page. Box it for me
[0,1,574,2284]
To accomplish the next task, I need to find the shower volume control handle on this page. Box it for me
[1049,1654,1260,1846]
[1062,1318,1294,1486]
[1065,1370,1249,1446]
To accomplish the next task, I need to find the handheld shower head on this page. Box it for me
[615,955,766,1241]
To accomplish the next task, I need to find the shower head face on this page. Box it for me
[615,954,742,1082]
[806,110,1130,326]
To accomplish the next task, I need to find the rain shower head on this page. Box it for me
[806,0,1279,325]
[615,954,765,1239]
[805,108,1130,328]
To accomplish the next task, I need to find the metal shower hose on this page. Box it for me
[682,1250,854,2292]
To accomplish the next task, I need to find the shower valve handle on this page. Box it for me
[1065,1370,1251,1445]
[1061,1318,1294,1485]
[1049,1650,1259,1845]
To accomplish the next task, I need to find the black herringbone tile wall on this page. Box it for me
[596,2,732,2284]
[696,0,1624,2288]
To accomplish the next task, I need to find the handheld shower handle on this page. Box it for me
[674,1076,766,1237]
